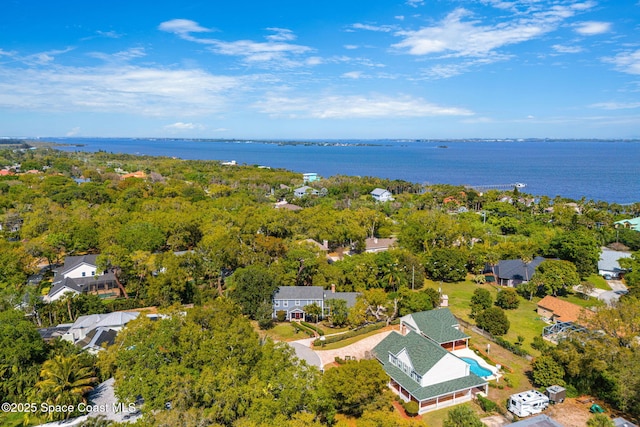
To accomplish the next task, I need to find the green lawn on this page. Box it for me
[424,278,546,356]
[584,274,610,291]
[259,322,302,341]
[260,321,351,342]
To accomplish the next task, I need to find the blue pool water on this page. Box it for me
[461,357,492,377]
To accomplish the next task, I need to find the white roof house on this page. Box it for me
[370,188,393,202]
[598,247,632,279]
[63,311,140,343]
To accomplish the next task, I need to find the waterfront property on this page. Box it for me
[45,254,122,302]
[303,172,320,183]
[370,188,393,202]
[373,309,489,414]
[615,217,640,232]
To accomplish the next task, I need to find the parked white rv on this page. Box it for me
[508,390,550,417]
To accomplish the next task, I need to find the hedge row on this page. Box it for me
[313,322,386,346]
[293,322,316,337]
[494,337,531,357]
[300,321,324,336]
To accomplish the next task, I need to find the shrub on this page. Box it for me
[313,322,385,346]
[470,288,493,318]
[294,322,316,337]
[476,307,510,336]
[564,384,579,398]
[301,321,324,336]
[276,310,287,322]
[258,317,273,330]
[495,288,520,309]
[494,337,530,357]
[402,401,419,417]
[477,395,498,413]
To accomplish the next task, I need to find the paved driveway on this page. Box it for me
[292,328,396,368]
[288,341,322,369]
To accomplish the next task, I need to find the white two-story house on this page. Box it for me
[46,255,121,302]
[373,308,488,414]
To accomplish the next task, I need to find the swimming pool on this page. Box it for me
[461,357,493,377]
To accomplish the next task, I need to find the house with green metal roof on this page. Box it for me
[399,308,470,351]
[615,217,640,232]
[373,329,488,414]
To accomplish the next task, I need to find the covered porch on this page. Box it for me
[389,378,488,414]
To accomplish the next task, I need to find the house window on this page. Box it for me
[283,301,288,307]
[275,301,280,307]
[82,272,86,277]
[91,271,95,276]
[295,300,300,306]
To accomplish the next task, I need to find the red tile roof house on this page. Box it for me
[537,295,594,325]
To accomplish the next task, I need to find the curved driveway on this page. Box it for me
[290,328,396,369]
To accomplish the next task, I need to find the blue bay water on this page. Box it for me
[48,138,640,204]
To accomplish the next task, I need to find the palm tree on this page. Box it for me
[35,354,97,420]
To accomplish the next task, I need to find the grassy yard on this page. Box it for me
[258,321,352,342]
[423,277,603,356]
[424,278,546,356]
[584,274,610,291]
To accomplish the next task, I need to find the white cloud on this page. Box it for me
[420,56,508,79]
[344,45,359,50]
[209,39,312,64]
[590,101,640,110]
[22,47,75,65]
[254,94,474,119]
[0,65,242,117]
[552,44,584,54]
[164,122,205,130]
[395,16,405,21]
[159,19,313,67]
[158,19,213,36]
[96,30,121,39]
[351,23,395,33]
[342,71,364,79]
[393,3,595,58]
[574,21,611,35]
[66,127,81,136]
[265,28,296,42]
[603,50,640,75]
[89,47,147,63]
[406,0,424,7]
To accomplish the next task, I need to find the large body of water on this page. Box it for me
[46,138,639,204]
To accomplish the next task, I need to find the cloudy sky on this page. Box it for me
[1,0,639,139]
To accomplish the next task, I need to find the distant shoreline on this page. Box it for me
[6,137,639,204]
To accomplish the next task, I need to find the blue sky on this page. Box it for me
[1,0,639,139]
